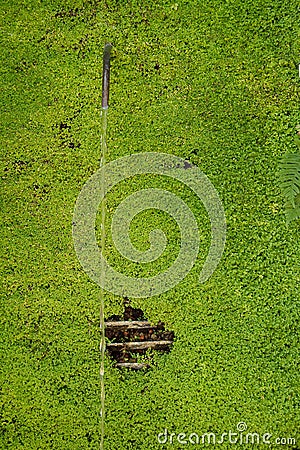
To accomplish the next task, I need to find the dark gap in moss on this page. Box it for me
[105,298,175,370]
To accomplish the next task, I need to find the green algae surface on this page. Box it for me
[1,0,300,448]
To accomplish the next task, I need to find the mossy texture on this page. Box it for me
[1,0,300,448]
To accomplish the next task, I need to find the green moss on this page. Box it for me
[1,0,300,448]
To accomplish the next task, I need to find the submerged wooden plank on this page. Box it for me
[107,340,173,350]
[105,321,152,329]
[115,362,149,370]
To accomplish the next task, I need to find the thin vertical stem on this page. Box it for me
[99,108,107,450]
[99,42,112,450]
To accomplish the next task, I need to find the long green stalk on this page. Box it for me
[99,42,112,450]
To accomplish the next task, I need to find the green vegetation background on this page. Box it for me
[1,0,299,448]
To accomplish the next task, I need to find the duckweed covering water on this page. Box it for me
[1,0,300,448]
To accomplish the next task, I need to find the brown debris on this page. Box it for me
[105,298,174,370]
